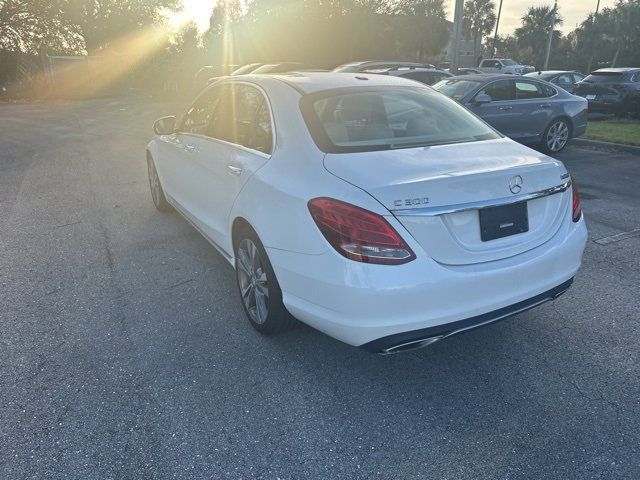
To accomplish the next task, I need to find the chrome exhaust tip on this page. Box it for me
[380,335,444,355]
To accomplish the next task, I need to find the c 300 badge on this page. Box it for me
[394,197,430,208]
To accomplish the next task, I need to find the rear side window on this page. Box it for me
[515,80,554,99]
[477,80,514,101]
[300,87,499,153]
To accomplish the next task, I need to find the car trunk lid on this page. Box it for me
[323,138,571,265]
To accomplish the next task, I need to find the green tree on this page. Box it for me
[462,0,496,61]
[609,0,640,67]
[514,5,562,67]
[392,0,449,59]
[62,0,179,53]
[0,0,81,53]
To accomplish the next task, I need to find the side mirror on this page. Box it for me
[473,93,492,105]
[153,116,176,135]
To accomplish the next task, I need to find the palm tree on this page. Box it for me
[514,6,563,67]
[462,0,497,62]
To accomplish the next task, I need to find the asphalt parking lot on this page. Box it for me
[1,98,639,479]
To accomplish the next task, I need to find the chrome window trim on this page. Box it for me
[468,78,558,104]
[392,180,571,217]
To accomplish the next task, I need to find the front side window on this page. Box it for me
[181,89,220,134]
[502,59,518,66]
[300,87,499,153]
[572,73,586,84]
[554,74,573,88]
[477,80,514,101]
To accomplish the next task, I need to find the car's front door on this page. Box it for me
[154,87,220,215]
[177,83,273,250]
[466,79,518,136]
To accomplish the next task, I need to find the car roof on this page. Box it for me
[241,71,429,94]
[592,68,639,73]
[366,67,446,74]
[527,70,575,75]
[447,74,513,81]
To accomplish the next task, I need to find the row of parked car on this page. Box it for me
[198,60,640,153]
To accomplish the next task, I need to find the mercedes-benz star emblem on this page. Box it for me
[509,175,523,194]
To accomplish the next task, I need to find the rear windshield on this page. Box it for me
[300,87,499,153]
[583,72,624,83]
[432,79,482,100]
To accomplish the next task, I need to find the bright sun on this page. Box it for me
[164,0,219,34]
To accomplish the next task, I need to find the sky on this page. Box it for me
[446,0,617,35]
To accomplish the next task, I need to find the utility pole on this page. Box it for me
[451,0,465,74]
[543,0,558,70]
[492,0,504,56]
[586,0,601,73]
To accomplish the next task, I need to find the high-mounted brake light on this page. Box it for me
[571,177,582,222]
[308,197,416,265]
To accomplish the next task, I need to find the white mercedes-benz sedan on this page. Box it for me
[146,72,587,354]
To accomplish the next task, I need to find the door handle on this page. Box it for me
[539,103,551,108]
[498,106,513,110]
[227,165,243,176]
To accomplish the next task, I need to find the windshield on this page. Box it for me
[300,87,499,153]
[502,59,518,66]
[432,79,482,100]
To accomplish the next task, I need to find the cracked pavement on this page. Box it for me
[1,98,639,479]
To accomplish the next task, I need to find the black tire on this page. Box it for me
[147,156,171,212]
[234,226,296,335]
[540,118,571,154]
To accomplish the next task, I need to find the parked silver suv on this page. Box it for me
[478,58,535,75]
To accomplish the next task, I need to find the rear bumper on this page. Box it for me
[361,278,573,353]
[267,215,587,348]
[586,100,622,114]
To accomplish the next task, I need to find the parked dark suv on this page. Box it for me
[574,68,640,117]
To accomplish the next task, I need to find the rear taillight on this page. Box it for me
[308,197,416,265]
[571,178,582,222]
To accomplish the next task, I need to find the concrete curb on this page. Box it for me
[572,138,640,156]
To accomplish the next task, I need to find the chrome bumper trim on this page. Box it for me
[392,180,571,217]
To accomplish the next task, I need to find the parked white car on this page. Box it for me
[146,72,587,354]
[478,58,534,75]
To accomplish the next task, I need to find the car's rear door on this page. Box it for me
[466,79,518,136]
[509,79,556,141]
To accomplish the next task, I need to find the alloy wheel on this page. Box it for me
[236,238,269,325]
[546,121,569,152]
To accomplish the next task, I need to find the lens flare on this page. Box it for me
[164,0,219,33]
